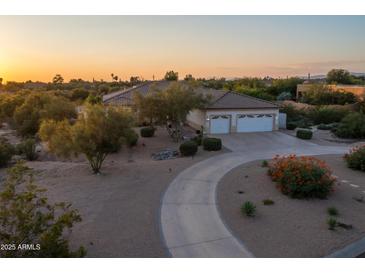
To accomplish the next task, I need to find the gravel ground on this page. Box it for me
[217,154,365,257]
[282,128,365,147]
[0,127,226,257]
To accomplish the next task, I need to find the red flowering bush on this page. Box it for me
[344,145,365,171]
[268,154,336,199]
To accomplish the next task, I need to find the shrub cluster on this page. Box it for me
[203,137,222,151]
[125,129,139,147]
[306,106,349,125]
[16,138,38,161]
[317,123,338,130]
[268,155,336,199]
[344,145,365,171]
[286,122,297,130]
[0,138,14,167]
[334,112,365,139]
[179,140,198,156]
[140,127,155,137]
[296,129,313,140]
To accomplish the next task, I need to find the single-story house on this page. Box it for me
[103,81,279,134]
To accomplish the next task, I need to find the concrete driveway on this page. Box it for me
[160,131,351,257]
[215,131,318,152]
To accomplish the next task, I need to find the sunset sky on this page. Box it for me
[1,16,365,82]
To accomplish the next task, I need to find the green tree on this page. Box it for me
[134,82,209,142]
[39,105,134,173]
[327,69,353,84]
[13,94,77,137]
[184,74,194,81]
[98,84,110,94]
[301,84,357,105]
[0,162,85,257]
[52,74,64,85]
[71,88,90,101]
[86,94,103,105]
[0,91,29,124]
[133,91,164,127]
[0,137,14,167]
[130,76,142,85]
[164,70,179,81]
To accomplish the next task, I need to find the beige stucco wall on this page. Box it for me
[187,108,280,133]
[186,109,206,130]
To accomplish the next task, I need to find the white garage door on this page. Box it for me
[210,115,230,134]
[236,114,274,133]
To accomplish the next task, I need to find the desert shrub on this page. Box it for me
[317,123,338,130]
[327,217,338,230]
[98,84,110,94]
[140,127,155,137]
[0,138,14,167]
[179,141,198,156]
[286,121,297,130]
[335,112,365,139]
[288,117,313,130]
[277,92,292,101]
[268,155,336,199]
[262,199,274,205]
[0,162,86,257]
[71,88,90,101]
[344,145,365,171]
[280,104,305,121]
[192,136,202,146]
[16,138,37,161]
[296,129,313,140]
[86,94,103,105]
[203,137,222,151]
[301,85,358,105]
[13,94,76,137]
[327,207,339,216]
[125,129,139,147]
[241,201,256,217]
[261,160,268,167]
[306,106,349,125]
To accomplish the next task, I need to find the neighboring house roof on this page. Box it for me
[103,81,278,109]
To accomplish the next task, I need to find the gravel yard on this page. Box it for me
[217,154,365,257]
[0,127,225,257]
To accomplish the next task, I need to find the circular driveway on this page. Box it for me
[160,132,351,257]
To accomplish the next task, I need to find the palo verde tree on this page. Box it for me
[39,104,134,173]
[133,90,164,127]
[134,82,209,142]
[0,162,85,258]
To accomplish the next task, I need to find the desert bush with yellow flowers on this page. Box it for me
[268,155,336,199]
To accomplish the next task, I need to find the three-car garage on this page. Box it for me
[209,112,276,134]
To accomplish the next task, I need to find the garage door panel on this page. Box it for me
[210,115,230,134]
[236,114,273,133]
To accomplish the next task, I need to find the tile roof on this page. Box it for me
[103,81,278,109]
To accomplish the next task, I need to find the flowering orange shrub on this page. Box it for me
[268,154,336,199]
[344,145,365,171]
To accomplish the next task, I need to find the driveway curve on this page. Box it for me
[160,132,351,257]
